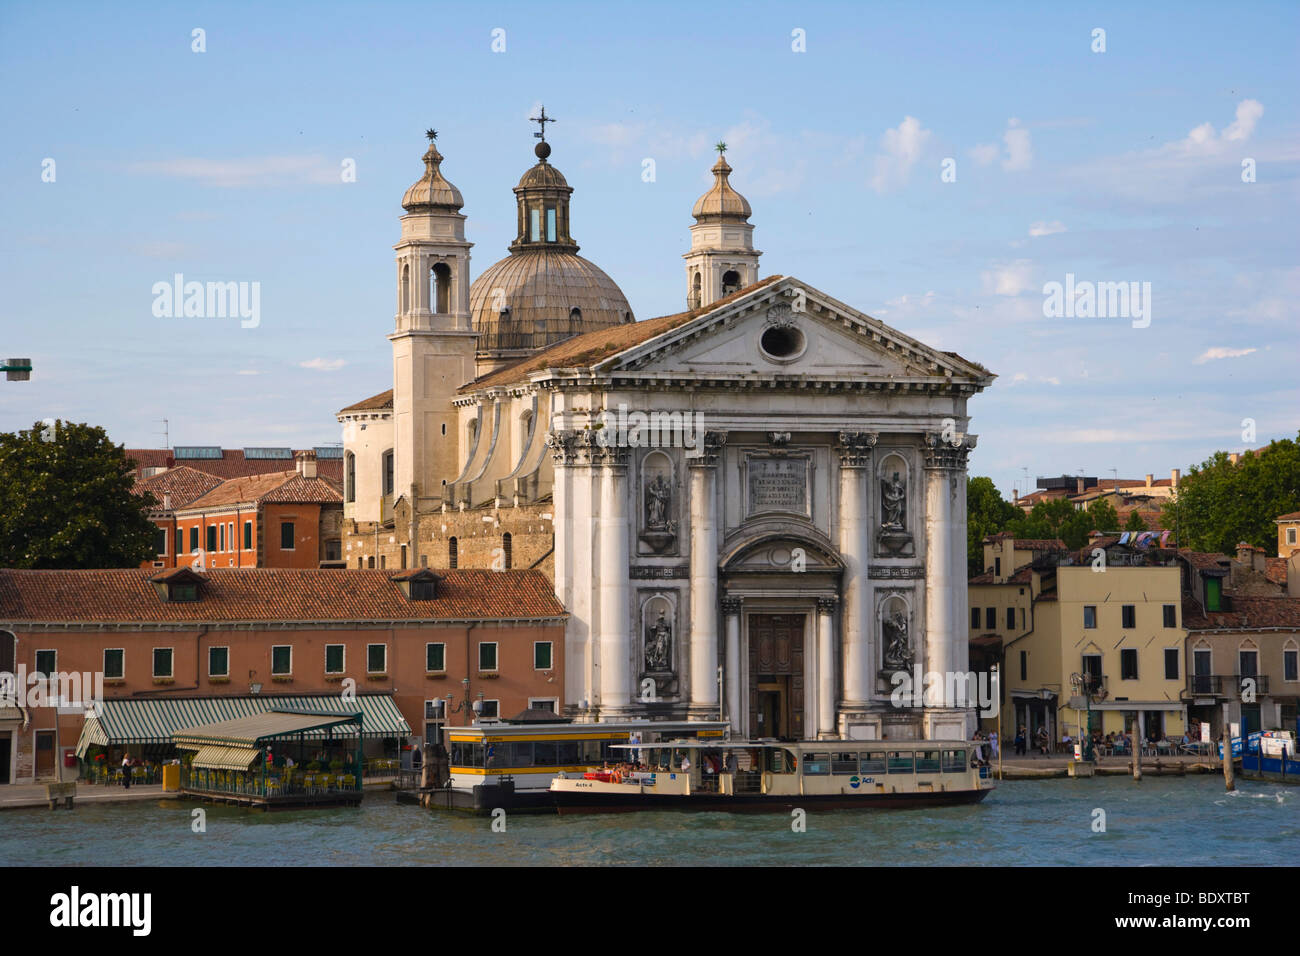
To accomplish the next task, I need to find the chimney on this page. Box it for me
[296,450,317,479]
[1236,542,1253,565]
[1145,474,1153,488]
[163,492,172,511]
[1012,487,1019,504]
[1076,477,1085,495]
[1171,468,1180,490]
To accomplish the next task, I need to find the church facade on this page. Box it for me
[339,123,995,741]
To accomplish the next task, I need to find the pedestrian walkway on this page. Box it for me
[989,752,1215,779]
[0,782,170,811]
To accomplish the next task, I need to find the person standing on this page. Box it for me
[121,754,132,789]
[989,731,1000,759]
[1015,726,1027,756]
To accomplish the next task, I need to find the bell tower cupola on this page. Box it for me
[683,142,761,309]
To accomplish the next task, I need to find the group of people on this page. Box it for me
[970,731,999,766]
[1012,725,1051,756]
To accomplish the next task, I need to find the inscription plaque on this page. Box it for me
[747,456,810,517]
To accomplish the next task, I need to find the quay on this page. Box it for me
[993,753,1220,780]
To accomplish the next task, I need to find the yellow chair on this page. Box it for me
[341,773,356,790]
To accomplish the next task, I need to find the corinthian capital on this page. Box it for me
[835,431,878,468]
[687,430,727,468]
[922,431,974,471]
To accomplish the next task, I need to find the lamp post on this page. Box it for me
[446,678,484,725]
[1069,672,1095,762]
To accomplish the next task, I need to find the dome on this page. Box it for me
[469,250,633,352]
[401,141,464,211]
[516,161,569,190]
[691,154,751,221]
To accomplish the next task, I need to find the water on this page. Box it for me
[2,777,1295,866]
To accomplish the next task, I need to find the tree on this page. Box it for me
[1006,496,1075,541]
[1123,510,1148,532]
[1162,434,1300,555]
[967,476,1019,574]
[0,420,158,568]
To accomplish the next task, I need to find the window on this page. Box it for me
[1121,605,1136,628]
[941,749,967,772]
[502,532,512,570]
[155,527,167,555]
[208,646,229,678]
[382,451,394,496]
[915,750,941,773]
[367,644,387,674]
[1163,604,1176,628]
[325,644,345,675]
[103,648,124,680]
[1083,606,1097,629]
[345,453,356,503]
[479,699,499,720]
[206,525,217,553]
[1238,649,1258,677]
[886,751,914,774]
[802,753,830,775]
[271,645,292,676]
[528,698,557,714]
[448,537,458,569]
[1285,649,1298,682]
[227,522,234,552]
[546,207,557,242]
[426,643,445,672]
[859,751,886,774]
[1019,650,1027,681]
[153,648,174,679]
[530,207,540,241]
[35,649,56,675]
[410,578,435,600]
[995,557,1001,576]
[479,642,498,672]
[189,527,199,553]
[175,528,183,555]
[1288,528,1297,545]
[971,608,980,629]
[170,583,197,602]
[280,522,295,550]
[1120,648,1138,680]
[219,523,225,552]
[1164,648,1179,680]
[985,607,995,630]
[1006,606,1016,631]
[325,539,342,561]
[534,641,553,670]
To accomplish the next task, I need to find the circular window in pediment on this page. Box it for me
[759,323,806,363]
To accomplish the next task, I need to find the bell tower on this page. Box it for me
[390,130,476,534]
[683,142,761,309]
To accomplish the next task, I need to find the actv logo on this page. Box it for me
[50,886,151,936]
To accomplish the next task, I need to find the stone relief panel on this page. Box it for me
[877,591,916,681]
[875,451,914,557]
[638,591,680,698]
[744,452,812,520]
[638,450,678,555]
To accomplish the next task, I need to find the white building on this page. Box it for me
[340,123,995,740]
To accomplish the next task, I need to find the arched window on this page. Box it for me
[449,536,458,569]
[502,532,513,570]
[379,554,386,569]
[722,269,741,295]
[430,262,451,314]
[345,452,356,503]
[689,271,702,309]
[400,545,407,570]
[0,628,14,673]
[368,555,375,569]
[569,307,582,329]
[401,263,410,313]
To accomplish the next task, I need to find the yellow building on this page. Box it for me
[1276,511,1300,559]
[970,536,1187,748]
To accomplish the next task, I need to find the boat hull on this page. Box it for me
[551,786,993,815]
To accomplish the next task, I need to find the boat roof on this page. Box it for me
[611,738,975,751]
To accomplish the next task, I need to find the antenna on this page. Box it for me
[157,418,170,449]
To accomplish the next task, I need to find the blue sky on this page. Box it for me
[2,0,1296,499]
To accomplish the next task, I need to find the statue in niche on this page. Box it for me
[645,609,672,671]
[881,471,907,529]
[882,608,913,670]
[646,473,672,530]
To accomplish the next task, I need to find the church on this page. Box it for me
[338,115,995,741]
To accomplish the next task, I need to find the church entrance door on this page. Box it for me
[748,614,805,739]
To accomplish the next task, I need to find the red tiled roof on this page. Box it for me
[125,449,343,483]
[0,569,566,624]
[1266,558,1289,586]
[1182,595,1300,630]
[179,472,341,511]
[259,474,343,504]
[134,466,224,510]
[338,389,394,414]
[1276,511,1300,522]
[1180,550,1231,572]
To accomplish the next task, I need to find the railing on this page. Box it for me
[363,758,400,778]
[1189,675,1270,696]
[1189,675,1224,695]
[1081,674,1107,697]
[1234,674,1269,695]
[83,764,161,786]
[181,766,362,798]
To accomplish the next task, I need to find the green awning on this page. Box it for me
[189,745,262,771]
[174,711,362,749]
[74,693,410,756]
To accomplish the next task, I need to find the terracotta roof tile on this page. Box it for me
[1182,595,1300,630]
[179,472,342,511]
[134,466,224,510]
[1265,558,1289,586]
[0,569,566,624]
[1180,550,1232,572]
[1276,511,1300,522]
[338,389,395,414]
[125,449,343,483]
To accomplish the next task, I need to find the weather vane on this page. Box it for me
[715,140,727,155]
[425,128,437,142]
[530,106,556,142]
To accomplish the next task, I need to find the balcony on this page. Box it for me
[1078,674,1107,698]
[1188,674,1270,697]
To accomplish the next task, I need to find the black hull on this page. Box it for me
[552,787,993,815]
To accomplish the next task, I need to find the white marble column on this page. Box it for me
[546,431,583,716]
[835,432,876,708]
[723,596,743,734]
[597,448,631,713]
[923,433,972,728]
[817,597,839,738]
[688,432,726,717]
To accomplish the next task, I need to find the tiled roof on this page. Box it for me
[1180,550,1231,572]
[179,472,342,511]
[1266,558,1289,586]
[338,389,395,414]
[985,533,1068,550]
[460,276,786,392]
[1182,595,1300,631]
[135,466,224,510]
[1276,511,1300,522]
[125,449,343,483]
[968,564,1034,585]
[0,569,567,624]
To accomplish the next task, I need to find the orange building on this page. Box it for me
[0,567,566,784]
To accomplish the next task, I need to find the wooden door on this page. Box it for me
[748,614,805,739]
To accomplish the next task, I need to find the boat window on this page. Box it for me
[859,751,886,774]
[450,742,483,768]
[511,743,535,768]
[556,741,581,765]
[832,752,858,774]
[942,750,967,772]
[886,751,914,774]
[767,749,796,774]
[803,753,831,775]
[534,742,558,766]
[581,741,604,763]
[916,750,941,773]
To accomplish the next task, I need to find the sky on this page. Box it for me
[1,0,1297,499]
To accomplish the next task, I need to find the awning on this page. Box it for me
[173,711,363,749]
[189,745,261,771]
[74,693,410,756]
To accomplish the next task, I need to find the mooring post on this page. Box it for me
[1223,728,1235,792]
[1132,713,1143,781]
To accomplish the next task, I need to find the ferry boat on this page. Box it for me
[548,738,992,813]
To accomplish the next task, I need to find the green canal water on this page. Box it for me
[2,777,1295,866]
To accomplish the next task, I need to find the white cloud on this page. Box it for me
[969,143,999,166]
[299,358,346,372]
[981,259,1034,296]
[1224,99,1265,141]
[1028,220,1066,237]
[1194,346,1256,364]
[1171,99,1264,155]
[1002,118,1033,171]
[130,155,342,188]
[870,116,932,192]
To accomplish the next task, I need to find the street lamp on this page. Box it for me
[1069,672,1095,761]
[446,678,484,724]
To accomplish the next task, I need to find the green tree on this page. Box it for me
[0,420,157,568]
[1123,509,1148,532]
[1007,496,1075,541]
[967,476,1019,574]
[1162,434,1300,555]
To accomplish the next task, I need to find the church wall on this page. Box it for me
[341,414,392,525]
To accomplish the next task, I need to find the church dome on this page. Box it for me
[691,153,751,221]
[402,137,464,211]
[468,122,633,355]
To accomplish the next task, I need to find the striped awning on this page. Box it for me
[189,745,261,771]
[173,711,362,749]
[74,693,410,756]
